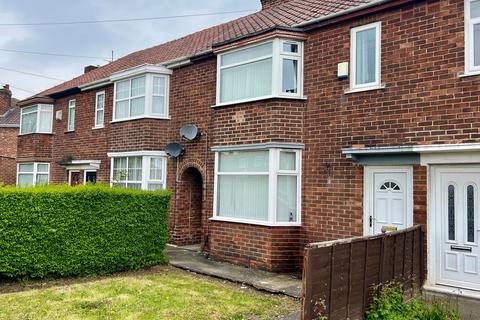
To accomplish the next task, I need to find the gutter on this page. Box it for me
[293,0,396,28]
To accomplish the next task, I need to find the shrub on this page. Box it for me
[366,283,459,320]
[0,184,171,279]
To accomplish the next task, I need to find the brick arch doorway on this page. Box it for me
[180,166,204,245]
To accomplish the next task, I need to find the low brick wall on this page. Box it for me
[208,220,302,272]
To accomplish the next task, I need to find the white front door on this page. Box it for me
[433,167,480,291]
[364,167,413,235]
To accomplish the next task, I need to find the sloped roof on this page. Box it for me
[36,0,374,98]
[0,98,20,128]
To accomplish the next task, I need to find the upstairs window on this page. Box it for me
[350,22,382,90]
[113,74,169,121]
[20,104,53,135]
[217,39,304,105]
[94,91,105,128]
[466,0,480,73]
[67,100,75,131]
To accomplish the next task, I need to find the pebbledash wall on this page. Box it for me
[16,0,480,271]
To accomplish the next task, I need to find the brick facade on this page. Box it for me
[15,0,480,272]
[0,157,16,185]
[0,85,19,185]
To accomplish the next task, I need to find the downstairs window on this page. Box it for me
[109,152,167,190]
[17,163,50,187]
[214,148,301,226]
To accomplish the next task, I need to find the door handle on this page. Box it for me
[450,245,472,252]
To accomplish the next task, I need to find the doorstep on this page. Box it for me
[423,286,480,319]
[166,244,302,299]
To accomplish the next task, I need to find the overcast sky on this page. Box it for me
[0,0,260,100]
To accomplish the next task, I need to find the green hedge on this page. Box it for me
[0,184,171,279]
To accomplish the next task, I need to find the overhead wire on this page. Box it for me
[0,66,65,82]
[0,48,110,61]
[0,10,256,26]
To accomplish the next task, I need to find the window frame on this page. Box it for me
[112,74,169,122]
[19,104,54,135]
[212,148,302,227]
[215,38,304,106]
[108,151,168,190]
[350,22,382,91]
[67,99,76,132]
[465,0,480,74]
[94,91,105,128]
[16,162,50,187]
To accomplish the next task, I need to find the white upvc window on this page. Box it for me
[17,163,50,187]
[109,151,167,190]
[113,74,169,121]
[67,99,76,131]
[465,0,480,74]
[216,38,304,106]
[213,148,302,226]
[20,104,53,135]
[94,91,105,128]
[350,22,382,91]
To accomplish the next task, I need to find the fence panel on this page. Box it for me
[302,225,424,320]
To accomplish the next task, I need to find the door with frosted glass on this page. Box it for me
[436,169,480,291]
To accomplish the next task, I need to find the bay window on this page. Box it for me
[113,73,169,121]
[350,22,382,91]
[213,147,301,226]
[217,39,304,105]
[466,0,480,74]
[17,163,50,187]
[20,104,53,134]
[109,152,167,190]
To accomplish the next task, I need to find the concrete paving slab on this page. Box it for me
[167,245,302,299]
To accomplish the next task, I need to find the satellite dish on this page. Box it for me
[165,142,185,157]
[180,124,200,141]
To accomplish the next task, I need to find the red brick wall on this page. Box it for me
[0,127,18,158]
[0,156,16,185]
[300,0,469,246]
[208,221,302,272]
[17,134,53,162]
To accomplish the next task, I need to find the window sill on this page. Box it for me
[92,126,104,130]
[110,115,171,124]
[458,71,480,79]
[18,132,54,136]
[209,216,301,227]
[212,95,308,108]
[65,130,75,134]
[344,83,386,94]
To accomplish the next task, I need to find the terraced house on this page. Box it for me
[16,0,480,297]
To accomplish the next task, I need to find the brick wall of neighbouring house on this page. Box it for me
[15,0,478,272]
[0,127,18,159]
[49,88,113,184]
[0,156,16,185]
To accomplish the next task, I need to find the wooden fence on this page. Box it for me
[301,225,424,320]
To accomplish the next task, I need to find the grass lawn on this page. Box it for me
[0,267,298,320]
